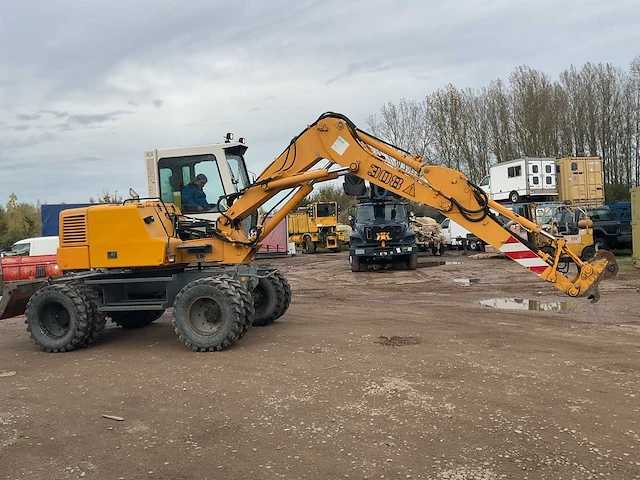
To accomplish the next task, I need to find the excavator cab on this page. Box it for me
[145,138,255,236]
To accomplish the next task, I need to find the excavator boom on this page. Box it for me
[219,112,615,301]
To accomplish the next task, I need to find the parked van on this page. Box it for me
[8,236,59,256]
[480,157,557,203]
[440,218,471,247]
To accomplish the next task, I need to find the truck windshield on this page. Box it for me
[356,204,408,224]
[316,203,336,217]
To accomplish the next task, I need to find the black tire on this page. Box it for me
[438,243,445,256]
[303,236,316,254]
[110,310,164,329]
[350,255,364,272]
[225,277,254,337]
[252,273,286,327]
[74,284,107,346]
[407,254,418,270]
[581,245,596,261]
[271,271,291,320]
[594,237,609,252]
[431,244,438,255]
[509,191,520,203]
[172,277,245,352]
[25,284,91,353]
[468,239,479,251]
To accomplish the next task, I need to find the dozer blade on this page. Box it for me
[0,280,47,320]
[581,250,618,304]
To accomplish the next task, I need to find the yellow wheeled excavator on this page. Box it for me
[0,112,617,353]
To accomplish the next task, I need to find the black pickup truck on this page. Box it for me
[556,207,621,250]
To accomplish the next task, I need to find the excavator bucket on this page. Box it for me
[0,280,46,320]
[581,250,618,303]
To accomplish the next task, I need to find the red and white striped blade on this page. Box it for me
[499,236,549,275]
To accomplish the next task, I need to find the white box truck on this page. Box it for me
[480,157,557,203]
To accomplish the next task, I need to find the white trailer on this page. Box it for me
[480,157,557,203]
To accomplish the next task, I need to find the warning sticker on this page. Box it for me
[331,136,350,156]
[402,183,416,197]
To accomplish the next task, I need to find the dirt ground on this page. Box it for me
[1,251,639,480]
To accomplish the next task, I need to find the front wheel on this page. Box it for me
[350,255,364,272]
[172,277,245,352]
[303,236,316,254]
[509,191,520,203]
[406,254,418,270]
[581,245,596,261]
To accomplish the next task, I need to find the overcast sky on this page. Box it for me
[1,0,638,206]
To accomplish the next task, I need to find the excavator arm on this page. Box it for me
[217,112,615,301]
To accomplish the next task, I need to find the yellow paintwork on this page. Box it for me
[287,202,342,250]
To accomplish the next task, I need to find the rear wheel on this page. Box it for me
[172,277,245,352]
[438,243,445,256]
[25,284,91,353]
[594,237,609,252]
[110,310,164,329]
[406,254,418,270]
[303,236,316,254]
[252,273,286,327]
[509,191,520,203]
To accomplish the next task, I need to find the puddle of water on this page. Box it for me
[421,260,463,268]
[454,278,480,286]
[479,298,578,311]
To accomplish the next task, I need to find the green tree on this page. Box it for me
[0,194,42,249]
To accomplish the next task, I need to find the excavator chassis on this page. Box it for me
[0,264,291,353]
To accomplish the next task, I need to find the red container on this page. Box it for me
[0,255,62,282]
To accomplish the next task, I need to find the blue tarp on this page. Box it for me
[41,204,94,236]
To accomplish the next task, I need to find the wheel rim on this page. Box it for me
[187,296,224,336]
[253,286,268,316]
[40,301,71,339]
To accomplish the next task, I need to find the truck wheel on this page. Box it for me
[172,277,245,352]
[468,239,481,251]
[581,245,596,261]
[25,284,91,353]
[431,244,438,255]
[594,238,609,251]
[252,274,286,327]
[439,244,445,256]
[509,191,520,203]
[74,284,107,346]
[406,254,418,270]
[350,255,364,272]
[110,310,164,329]
[303,236,316,254]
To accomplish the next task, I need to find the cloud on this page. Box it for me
[16,113,41,121]
[0,0,637,206]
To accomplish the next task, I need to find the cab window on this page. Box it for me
[316,203,336,217]
[158,154,225,212]
[225,151,250,191]
[11,242,30,256]
[479,175,490,187]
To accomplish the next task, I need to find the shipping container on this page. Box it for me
[632,187,640,268]
[556,157,604,206]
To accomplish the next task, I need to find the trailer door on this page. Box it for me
[528,160,542,192]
